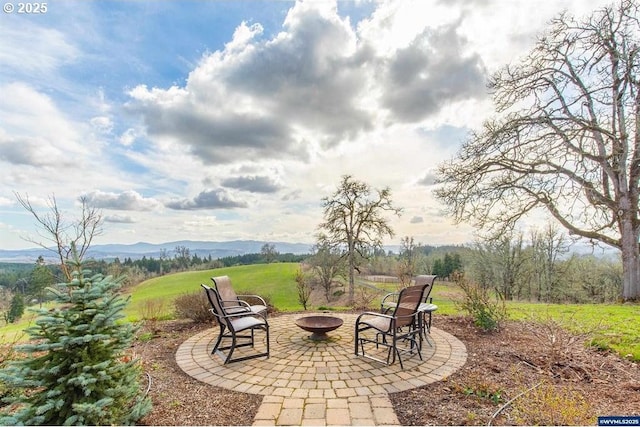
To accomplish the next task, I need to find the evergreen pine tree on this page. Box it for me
[0,250,151,425]
[7,293,25,323]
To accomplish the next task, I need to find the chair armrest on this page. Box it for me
[207,308,220,318]
[220,299,251,308]
[380,292,399,313]
[356,311,394,322]
[381,292,399,304]
[222,309,264,320]
[237,294,267,306]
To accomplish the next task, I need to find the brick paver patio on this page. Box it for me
[176,312,467,426]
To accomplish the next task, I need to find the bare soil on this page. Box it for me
[135,314,640,426]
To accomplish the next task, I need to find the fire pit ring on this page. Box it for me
[295,315,344,341]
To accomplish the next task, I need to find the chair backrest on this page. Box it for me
[392,283,427,328]
[202,284,221,315]
[212,275,239,309]
[414,275,437,301]
[201,283,231,328]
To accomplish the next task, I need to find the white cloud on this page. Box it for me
[0,197,14,207]
[82,190,160,211]
[0,24,79,78]
[166,189,249,210]
[118,128,140,146]
[127,0,487,169]
[0,83,85,168]
[104,214,136,224]
[90,116,113,134]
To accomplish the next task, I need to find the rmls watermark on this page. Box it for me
[599,416,640,426]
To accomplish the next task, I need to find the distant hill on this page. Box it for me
[0,240,314,263]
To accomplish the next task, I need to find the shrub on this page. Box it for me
[139,298,169,321]
[453,272,506,332]
[523,313,598,368]
[352,285,379,310]
[0,253,151,425]
[174,291,212,323]
[510,380,595,425]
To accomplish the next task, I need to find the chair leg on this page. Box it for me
[211,324,225,354]
[224,334,237,364]
[265,325,270,358]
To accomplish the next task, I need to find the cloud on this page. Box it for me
[90,116,113,134]
[223,5,374,146]
[119,128,141,146]
[104,214,136,224]
[82,190,160,211]
[166,189,248,210]
[410,216,424,224]
[0,133,67,167]
[0,196,14,207]
[221,175,282,193]
[126,1,487,167]
[418,172,437,186]
[0,83,84,168]
[0,23,79,79]
[380,23,487,122]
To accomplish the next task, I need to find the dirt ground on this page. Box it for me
[135,314,640,426]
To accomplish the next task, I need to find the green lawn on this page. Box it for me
[125,262,302,320]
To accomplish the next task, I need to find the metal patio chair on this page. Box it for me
[355,282,427,369]
[211,275,268,318]
[381,275,438,346]
[201,284,270,364]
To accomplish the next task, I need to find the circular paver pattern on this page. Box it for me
[176,312,467,398]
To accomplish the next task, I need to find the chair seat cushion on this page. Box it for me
[360,316,391,332]
[418,303,438,312]
[249,304,267,314]
[386,301,437,310]
[229,315,266,331]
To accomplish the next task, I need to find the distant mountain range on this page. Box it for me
[0,240,314,263]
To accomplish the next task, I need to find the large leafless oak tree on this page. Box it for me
[317,175,401,305]
[435,1,640,300]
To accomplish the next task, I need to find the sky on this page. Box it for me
[0,0,613,250]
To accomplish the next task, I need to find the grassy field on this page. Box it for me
[125,262,302,320]
[2,263,639,361]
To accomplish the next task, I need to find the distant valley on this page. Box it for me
[0,240,314,263]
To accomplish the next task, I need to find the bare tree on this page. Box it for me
[159,248,168,275]
[294,267,313,310]
[174,245,191,270]
[308,241,345,302]
[318,175,401,305]
[435,1,640,300]
[15,193,102,281]
[260,243,278,263]
[529,223,571,302]
[396,236,418,289]
[470,231,527,300]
